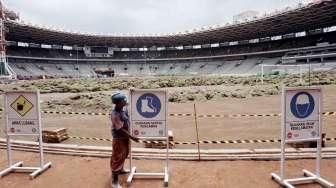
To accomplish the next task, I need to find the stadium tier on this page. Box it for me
[3,0,336,79]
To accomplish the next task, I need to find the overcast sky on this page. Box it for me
[6,0,304,34]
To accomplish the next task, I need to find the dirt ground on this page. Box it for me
[0,150,335,188]
[0,80,336,187]
[1,85,336,149]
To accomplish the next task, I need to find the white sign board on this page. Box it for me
[271,87,335,188]
[130,89,167,138]
[284,87,321,142]
[5,91,40,135]
[0,90,52,179]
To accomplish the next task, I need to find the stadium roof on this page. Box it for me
[4,0,336,48]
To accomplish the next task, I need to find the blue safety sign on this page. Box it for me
[290,92,315,119]
[136,93,161,118]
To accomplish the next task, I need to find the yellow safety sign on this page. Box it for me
[10,95,33,117]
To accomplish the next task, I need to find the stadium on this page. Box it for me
[0,0,335,79]
[1,0,336,188]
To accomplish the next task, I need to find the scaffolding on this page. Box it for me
[0,0,16,80]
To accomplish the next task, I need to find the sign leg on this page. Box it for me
[0,162,23,178]
[6,134,12,167]
[164,166,169,187]
[127,166,136,186]
[30,162,52,179]
[1,91,51,179]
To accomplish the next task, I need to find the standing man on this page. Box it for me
[110,92,139,188]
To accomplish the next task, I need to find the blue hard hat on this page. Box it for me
[111,92,127,104]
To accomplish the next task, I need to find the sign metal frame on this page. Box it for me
[271,86,334,188]
[0,91,51,179]
[127,89,169,187]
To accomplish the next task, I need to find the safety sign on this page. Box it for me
[130,89,166,138]
[6,92,39,135]
[10,95,34,117]
[128,89,169,186]
[284,88,320,142]
[136,93,161,118]
[271,87,334,188]
[0,90,52,179]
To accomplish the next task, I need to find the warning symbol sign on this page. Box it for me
[10,95,33,117]
[131,89,167,138]
[284,87,320,141]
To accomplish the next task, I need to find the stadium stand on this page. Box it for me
[1,0,336,79]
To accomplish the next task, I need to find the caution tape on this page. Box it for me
[1,108,336,118]
[68,136,112,142]
[323,112,336,116]
[196,114,281,118]
[168,113,193,117]
[169,113,280,118]
[40,111,282,118]
[37,111,336,118]
[42,110,108,116]
[44,135,336,145]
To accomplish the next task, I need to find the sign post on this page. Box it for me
[271,87,334,188]
[0,91,51,179]
[127,89,169,186]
